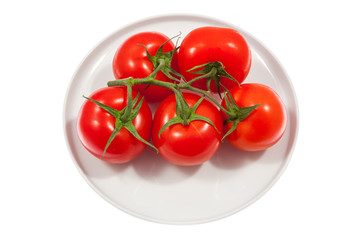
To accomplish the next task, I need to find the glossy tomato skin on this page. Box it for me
[113,32,179,102]
[221,84,287,151]
[152,93,223,166]
[178,27,251,92]
[77,87,152,163]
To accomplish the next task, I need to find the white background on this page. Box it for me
[1,0,359,239]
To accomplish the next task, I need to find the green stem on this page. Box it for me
[108,77,175,89]
[174,89,189,125]
[108,58,167,87]
[107,58,238,119]
[108,76,236,118]
[149,58,166,78]
[121,83,133,122]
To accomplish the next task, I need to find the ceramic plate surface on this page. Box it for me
[63,14,299,224]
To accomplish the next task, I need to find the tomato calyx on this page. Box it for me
[141,33,183,83]
[158,92,220,138]
[222,90,260,141]
[187,61,239,97]
[83,87,158,157]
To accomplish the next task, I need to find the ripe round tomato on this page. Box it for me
[113,32,179,102]
[152,92,223,166]
[77,87,152,163]
[178,26,251,92]
[221,83,287,151]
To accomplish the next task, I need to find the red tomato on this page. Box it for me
[152,92,223,166]
[221,83,287,151]
[77,87,152,163]
[178,26,251,92]
[113,32,179,102]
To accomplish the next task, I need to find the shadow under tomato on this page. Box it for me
[284,108,298,158]
[132,146,201,185]
[210,140,266,170]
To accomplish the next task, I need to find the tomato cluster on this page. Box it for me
[77,27,287,166]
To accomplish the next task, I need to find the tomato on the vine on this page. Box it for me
[178,26,251,93]
[113,32,179,102]
[152,92,223,166]
[221,83,287,151]
[77,87,152,163]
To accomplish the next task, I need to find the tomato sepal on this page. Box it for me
[186,95,221,134]
[158,94,220,138]
[222,90,261,141]
[140,33,184,83]
[187,61,239,97]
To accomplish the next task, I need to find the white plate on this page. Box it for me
[63,14,299,224]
